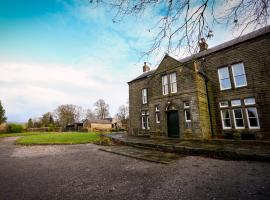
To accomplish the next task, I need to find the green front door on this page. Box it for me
[167,111,180,138]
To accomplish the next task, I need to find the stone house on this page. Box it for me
[128,25,270,140]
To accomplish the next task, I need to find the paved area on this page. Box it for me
[0,137,270,200]
[100,146,182,164]
[108,133,270,161]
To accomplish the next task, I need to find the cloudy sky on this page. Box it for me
[0,0,253,122]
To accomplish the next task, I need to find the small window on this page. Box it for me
[141,111,149,130]
[184,102,190,109]
[233,109,245,129]
[232,63,247,88]
[155,105,160,123]
[219,101,229,108]
[231,99,241,107]
[246,107,260,129]
[185,110,191,122]
[221,110,231,129]
[142,89,147,104]
[218,67,231,90]
[162,75,169,95]
[244,98,255,105]
[169,73,177,93]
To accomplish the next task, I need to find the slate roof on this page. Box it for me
[128,25,270,83]
[180,25,270,63]
[128,69,157,83]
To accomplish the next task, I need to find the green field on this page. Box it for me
[15,132,105,145]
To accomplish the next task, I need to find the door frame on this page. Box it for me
[167,110,180,138]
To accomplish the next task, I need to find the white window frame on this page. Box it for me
[219,101,229,108]
[141,111,146,129]
[184,102,190,109]
[220,110,232,129]
[245,107,260,129]
[233,108,245,129]
[142,88,147,104]
[231,99,241,107]
[146,115,150,130]
[218,67,231,90]
[155,105,160,123]
[169,72,177,93]
[184,110,191,122]
[244,97,255,105]
[231,62,247,88]
[162,75,169,95]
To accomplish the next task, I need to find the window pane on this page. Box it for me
[222,110,230,119]
[231,99,241,107]
[184,102,190,108]
[218,67,230,79]
[171,82,177,93]
[185,110,191,121]
[247,107,257,118]
[170,73,176,83]
[232,63,245,76]
[221,78,231,89]
[244,98,255,105]
[236,119,244,127]
[235,75,247,86]
[219,101,229,108]
[249,118,258,127]
[234,109,242,118]
[224,119,231,127]
[162,75,168,84]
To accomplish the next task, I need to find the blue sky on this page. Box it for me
[0,0,253,122]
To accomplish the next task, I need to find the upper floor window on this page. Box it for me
[218,67,231,90]
[169,73,177,93]
[231,63,247,88]
[162,75,169,95]
[142,88,147,104]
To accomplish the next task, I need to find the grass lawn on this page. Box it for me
[16,132,106,145]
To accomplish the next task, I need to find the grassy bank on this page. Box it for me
[16,132,106,145]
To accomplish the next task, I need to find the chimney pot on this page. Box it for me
[199,38,208,52]
[143,62,150,73]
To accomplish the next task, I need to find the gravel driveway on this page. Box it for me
[0,137,270,200]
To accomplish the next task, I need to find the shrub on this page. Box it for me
[94,134,113,146]
[7,123,24,133]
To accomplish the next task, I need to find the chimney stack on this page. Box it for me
[143,62,150,73]
[199,38,208,52]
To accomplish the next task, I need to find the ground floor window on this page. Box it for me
[141,111,150,130]
[233,108,245,129]
[184,102,191,128]
[246,107,260,129]
[219,98,260,130]
[155,105,160,123]
[221,110,231,129]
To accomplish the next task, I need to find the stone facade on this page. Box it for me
[128,26,270,140]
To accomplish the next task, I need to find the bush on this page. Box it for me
[7,123,24,133]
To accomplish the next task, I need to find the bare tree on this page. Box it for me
[116,104,129,123]
[85,108,96,120]
[90,0,270,56]
[94,99,110,119]
[54,104,83,127]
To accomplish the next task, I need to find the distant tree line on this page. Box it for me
[26,99,129,128]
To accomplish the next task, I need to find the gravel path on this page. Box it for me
[0,137,270,200]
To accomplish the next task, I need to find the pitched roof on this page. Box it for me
[128,25,270,83]
[180,25,270,63]
[128,69,156,83]
[84,119,112,124]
